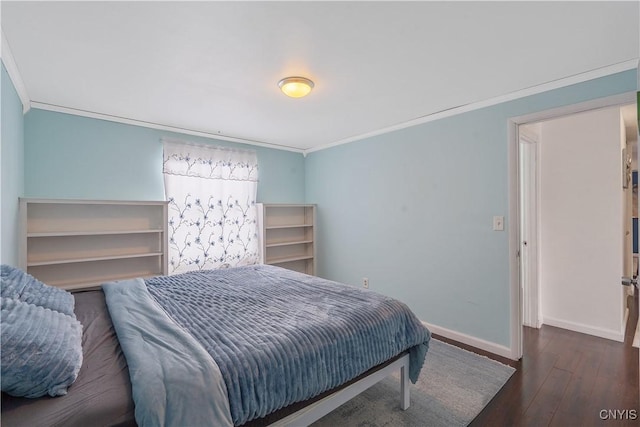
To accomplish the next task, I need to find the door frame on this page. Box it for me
[507,91,637,360]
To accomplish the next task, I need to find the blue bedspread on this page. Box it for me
[142,264,431,426]
[102,279,233,427]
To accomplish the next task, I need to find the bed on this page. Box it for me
[1,264,431,426]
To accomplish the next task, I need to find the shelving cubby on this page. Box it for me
[19,198,168,291]
[260,204,316,275]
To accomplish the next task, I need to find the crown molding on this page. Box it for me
[3,26,635,156]
[304,59,639,155]
[1,29,31,113]
[29,102,305,154]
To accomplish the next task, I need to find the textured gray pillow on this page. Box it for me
[1,297,83,398]
[1,264,75,316]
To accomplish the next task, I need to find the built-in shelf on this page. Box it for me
[20,198,168,291]
[266,240,314,248]
[267,255,314,264]
[259,204,316,275]
[27,252,164,267]
[265,224,314,230]
[28,229,165,238]
[45,272,162,290]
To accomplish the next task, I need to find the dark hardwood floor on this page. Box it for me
[437,291,639,427]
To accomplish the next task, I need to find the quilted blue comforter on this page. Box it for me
[106,264,430,426]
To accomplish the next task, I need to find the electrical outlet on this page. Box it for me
[363,278,369,289]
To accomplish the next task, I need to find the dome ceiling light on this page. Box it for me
[278,76,314,98]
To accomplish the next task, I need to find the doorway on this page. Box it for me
[507,92,638,360]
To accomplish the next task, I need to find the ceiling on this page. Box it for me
[2,1,638,153]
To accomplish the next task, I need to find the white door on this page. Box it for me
[519,126,539,328]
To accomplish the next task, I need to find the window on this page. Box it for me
[162,139,259,274]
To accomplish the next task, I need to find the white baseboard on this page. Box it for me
[421,321,515,360]
[542,316,624,342]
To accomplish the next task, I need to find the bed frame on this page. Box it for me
[271,353,410,426]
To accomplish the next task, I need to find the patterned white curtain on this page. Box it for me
[163,140,259,274]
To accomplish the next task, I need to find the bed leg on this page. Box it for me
[400,360,410,410]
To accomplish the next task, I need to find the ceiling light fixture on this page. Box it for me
[278,76,314,98]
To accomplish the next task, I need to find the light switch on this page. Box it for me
[493,216,504,231]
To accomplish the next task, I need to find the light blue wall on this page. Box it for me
[24,109,305,203]
[16,68,639,349]
[1,63,25,267]
[305,70,638,348]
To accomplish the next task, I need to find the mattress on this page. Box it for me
[2,266,430,426]
[0,288,406,427]
[105,265,430,426]
[1,290,136,427]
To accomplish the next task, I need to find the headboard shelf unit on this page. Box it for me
[260,204,316,275]
[19,198,169,291]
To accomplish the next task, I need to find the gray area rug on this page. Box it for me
[312,339,515,427]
